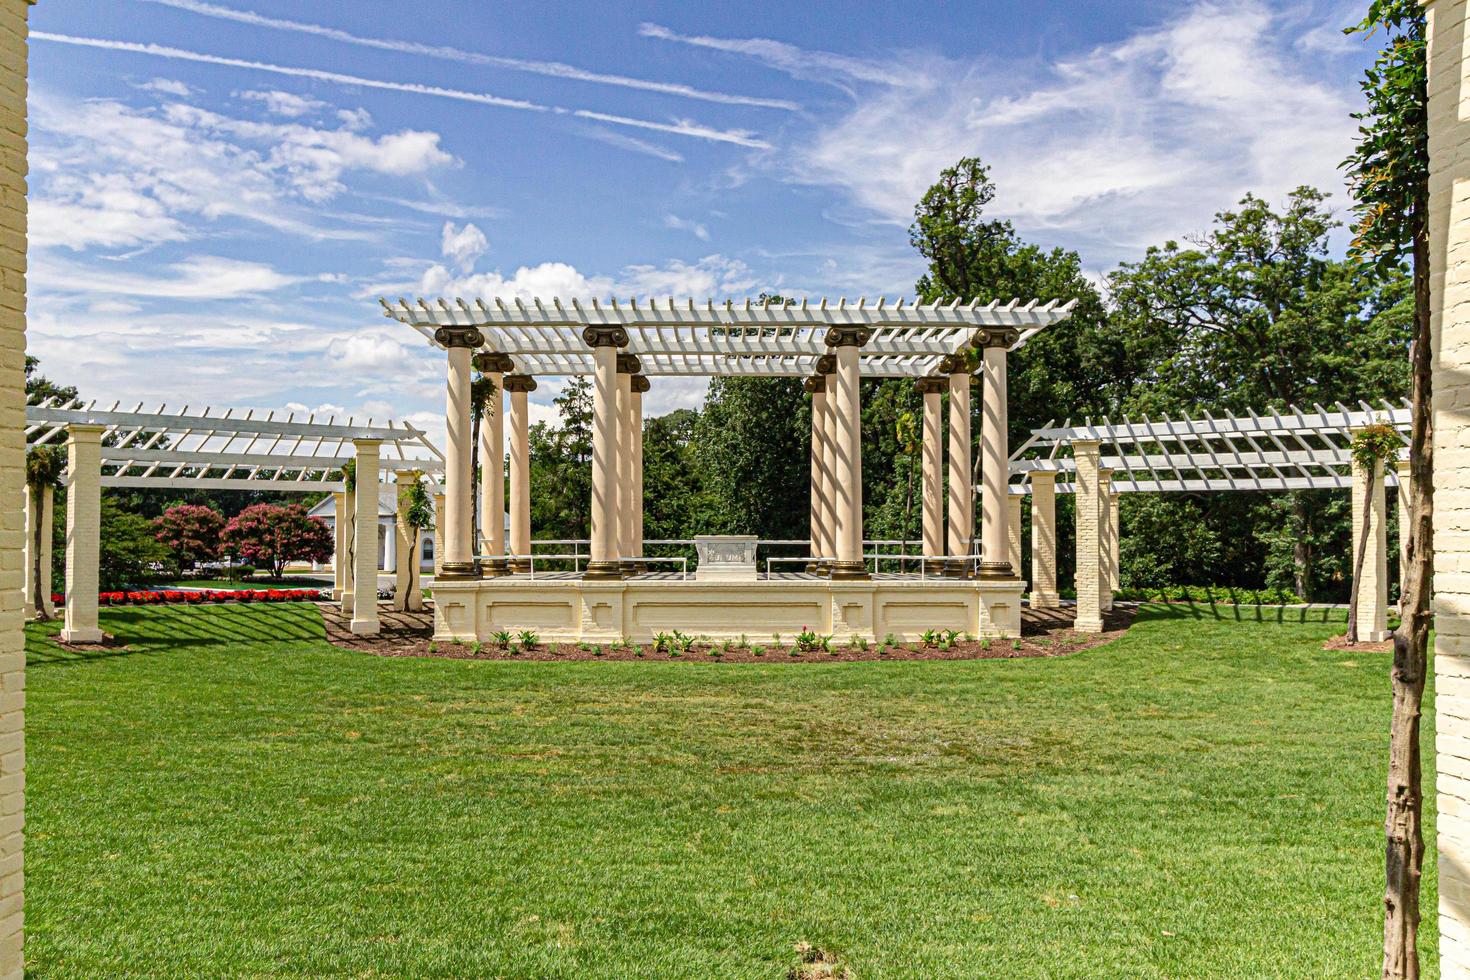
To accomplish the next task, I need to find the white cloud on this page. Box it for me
[238,89,330,117]
[581,127,684,164]
[638,22,915,89]
[34,254,307,299]
[138,77,194,97]
[440,221,488,271]
[664,214,710,241]
[325,330,417,375]
[408,253,757,302]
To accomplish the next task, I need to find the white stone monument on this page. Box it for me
[694,535,758,582]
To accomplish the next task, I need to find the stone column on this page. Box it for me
[616,355,641,574]
[331,491,347,600]
[917,377,946,575]
[340,484,356,615]
[1351,443,1389,642]
[61,424,104,644]
[475,353,513,577]
[977,328,1020,579]
[1073,440,1104,633]
[827,328,870,580]
[1007,492,1023,582]
[1099,470,1114,613]
[1427,2,1470,968]
[393,469,425,613]
[1030,471,1060,608]
[632,375,648,570]
[804,376,827,573]
[350,440,381,636]
[431,490,446,577]
[436,324,484,580]
[819,354,838,572]
[504,375,536,572]
[945,357,973,575]
[585,326,628,580]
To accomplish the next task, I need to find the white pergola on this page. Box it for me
[1005,400,1411,641]
[384,294,1076,643]
[23,399,444,643]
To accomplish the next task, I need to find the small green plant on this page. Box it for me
[851,636,869,652]
[427,641,438,655]
[942,628,961,645]
[772,632,782,646]
[491,629,514,648]
[964,632,977,643]
[594,645,605,657]
[577,642,593,652]
[518,629,539,649]
[470,641,482,655]
[920,628,940,649]
[654,631,673,654]
[720,639,734,654]
[634,647,645,658]
[883,633,899,647]
[795,627,831,653]
[738,633,749,648]
[1012,639,1022,651]
[752,645,766,657]
[981,638,991,650]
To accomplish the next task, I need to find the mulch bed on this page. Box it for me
[320,603,1134,663]
[1323,634,1395,652]
[49,633,130,653]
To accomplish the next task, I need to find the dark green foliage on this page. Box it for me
[529,377,592,540]
[691,377,810,538]
[98,498,173,590]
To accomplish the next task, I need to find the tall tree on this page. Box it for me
[528,376,593,541]
[1344,1,1431,975]
[692,376,810,539]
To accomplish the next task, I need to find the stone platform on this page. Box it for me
[430,574,1025,643]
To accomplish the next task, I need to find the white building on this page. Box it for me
[306,488,436,575]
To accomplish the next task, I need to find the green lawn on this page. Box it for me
[22,603,1431,977]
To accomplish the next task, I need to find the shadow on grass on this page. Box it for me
[1134,601,1357,625]
[27,602,328,667]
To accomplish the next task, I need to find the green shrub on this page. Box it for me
[1114,584,1305,605]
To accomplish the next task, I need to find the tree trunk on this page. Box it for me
[31,485,49,622]
[470,410,481,558]
[1349,467,1377,645]
[1292,493,1312,602]
[1383,195,1433,980]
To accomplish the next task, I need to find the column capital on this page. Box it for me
[815,353,836,375]
[583,325,629,348]
[938,354,971,375]
[616,352,642,374]
[804,375,826,394]
[974,325,1021,349]
[1029,469,1057,485]
[473,351,514,373]
[434,324,485,349]
[353,438,383,450]
[631,375,651,394]
[1072,439,1101,457]
[503,374,538,393]
[66,423,106,437]
[915,377,946,395]
[394,468,424,484]
[824,325,872,348]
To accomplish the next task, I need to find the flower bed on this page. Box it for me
[49,589,326,607]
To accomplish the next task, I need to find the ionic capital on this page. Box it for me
[938,354,971,375]
[616,352,642,374]
[824,325,872,348]
[815,354,836,375]
[582,325,629,348]
[473,352,514,373]
[434,325,485,349]
[914,377,946,395]
[631,375,651,394]
[803,375,826,394]
[974,325,1021,349]
[503,374,538,393]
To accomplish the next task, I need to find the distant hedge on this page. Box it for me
[1115,585,1306,605]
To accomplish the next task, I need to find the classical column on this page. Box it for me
[504,375,536,572]
[331,491,347,600]
[340,483,356,615]
[585,326,628,580]
[1425,3,1470,968]
[819,354,838,573]
[393,469,425,613]
[476,353,513,577]
[945,357,973,576]
[632,375,649,571]
[827,327,870,580]
[917,377,947,575]
[1351,442,1390,642]
[1007,492,1023,582]
[61,424,104,644]
[1073,440,1105,633]
[436,324,484,580]
[350,440,381,636]
[805,375,828,573]
[1030,471,1060,608]
[616,355,640,575]
[1099,470,1114,613]
[977,328,1020,579]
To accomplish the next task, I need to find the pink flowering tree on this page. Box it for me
[221,504,334,579]
[153,504,226,571]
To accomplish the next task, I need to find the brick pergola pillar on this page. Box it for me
[1351,439,1390,642]
[437,324,483,580]
[805,375,827,573]
[585,326,628,580]
[977,327,1020,579]
[1099,470,1114,613]
[1108,486,1121,602]
[393,469,425,613]
[632,375,648,570]
[827,327,870,580]
[616,354,640,575]
[944,356,972,576]
[61,424,104,644]
[331,490,347,600]
[504,375,536,572]
[22,482,52,620]
[1073,440,1104,633]
[1029,471,1060,608]
[340,482,356,615]
[917,377,946,575]
[1007,492,1023,583]
[350,439,381,636]
[476,352,513,577]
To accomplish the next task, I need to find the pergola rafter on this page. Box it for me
[26,399,444,491]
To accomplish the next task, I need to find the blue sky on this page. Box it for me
[28,0,1376,441]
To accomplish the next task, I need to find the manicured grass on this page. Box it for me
[23,603,1430,977]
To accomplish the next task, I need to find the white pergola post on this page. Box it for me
[22,483,52,620]
[1073,440,1105,633]
[977,329,1018,579]
[1108,488,1121,601]
[504,375,535,572]
[393,469,425,613]
[945,358,972,576]
[340,483,356,616]
[828,329,869,580]
[1030,471,1060,608]
[350,440,381,636]
[616,355,639,575]
[1351,441,1390,642]
[438,325,483,580]
[1007,492,1023,583]
[477,353,513,577]
[585,326,627,580]
[805,375,827,573]
[820,355,838,572]
[1099,470,1114,613]
[61,424,104,644]
[331,491,347,600]
[632,375,648,570]
[918,377,946,575]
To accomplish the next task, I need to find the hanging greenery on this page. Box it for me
[1351,423,1401,473]
[26,445,65,489]
[341,458,356,492]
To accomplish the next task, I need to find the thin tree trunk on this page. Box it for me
[1349,468,1377,645]
[470,410,481,558]
[1293,493,1312,602]
[1383,196,1433,980]
[31,485,49,622]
